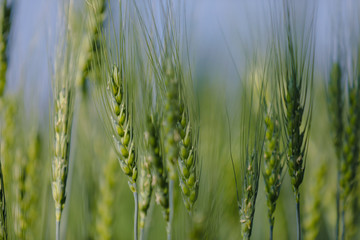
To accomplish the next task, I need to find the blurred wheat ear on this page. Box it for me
[145,114,170,225]
[303,163,326,240]
[262,106,284,240]
[236,65,265,240]
[76,0,106,93]
[272,2,316,239]
[95,150,117,240]
[0,1,13,238]
[339,61,360,240]
[327,62,343,239]
[0,0,12,97]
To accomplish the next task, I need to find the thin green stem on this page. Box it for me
[341,209,345,240]
[133,191,139,240]
[140,227,145,240]
[56,220,60,240]
[270,224,273,240]
[167,180,174,240]
[336,171,340,240]
[296,199,301,240]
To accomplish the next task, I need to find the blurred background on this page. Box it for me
[1,0,360,239]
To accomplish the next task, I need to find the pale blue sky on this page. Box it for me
[6,0,360,111]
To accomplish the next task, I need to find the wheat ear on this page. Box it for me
[0,0,11,97]
[162,55,181,240]
[52,87,74,240]
[14,149,26,239]
[95,151,117,240]
[76,0,106,92]
[327,62,343,239]
[339,73,360,240]
[0,2,12,238]
[107,65,138,239]
[240,149,261,240]
[303,164,326,240]
[145,115,170,223]
[275,2,315,239]
[178,106,199,212]
[24,131,42,239]
[263,109,283,240]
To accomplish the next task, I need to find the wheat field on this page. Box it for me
[0,0,359,240]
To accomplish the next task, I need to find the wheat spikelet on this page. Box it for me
[107,65,137,191]
[263,108,283,238]
[145,115,169,222]
[139,155,152,232]
[178,106,199,212]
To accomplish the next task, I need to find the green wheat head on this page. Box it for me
[52,86,74,222]
[237,63,266,239]
[274,1,315,202]
[263,107,283,228]
[76,0,106,90]
[340,68,360,202]
[178,105,199,212]
[108,65,137,192]
[327,63,343,160]
[0,0,11,96]
[145,114,169,222]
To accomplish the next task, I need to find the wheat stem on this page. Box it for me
[341,209,345,240]
[336,173,340,240]
[140,228,145,240]
[56,220,60,240]
[133,190,139,240]
[0,159,6,240]
[296,197,301,240]
[167,179,174,240]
